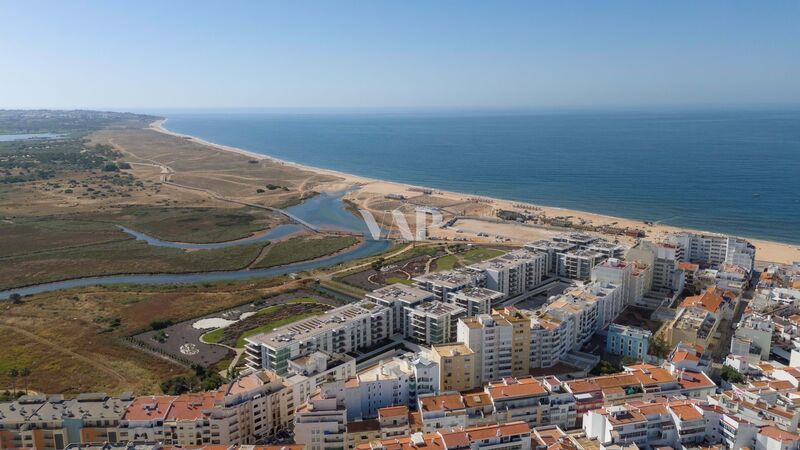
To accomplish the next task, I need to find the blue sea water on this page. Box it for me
[161,110,800,245]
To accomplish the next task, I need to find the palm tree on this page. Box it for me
[8,369,18,396]
[20,368,30,394]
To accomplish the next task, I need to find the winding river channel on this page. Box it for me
[0,191,389,299]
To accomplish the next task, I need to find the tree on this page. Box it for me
[9,293,22,304]
[371,257,385,273]
[621,356,639,367]
[590,360,618,376]
[720,365,745,384]
[19,368,30,394]
[649,337,671,359]
[8,369,18,395]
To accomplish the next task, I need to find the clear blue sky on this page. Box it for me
[1,1,798,109]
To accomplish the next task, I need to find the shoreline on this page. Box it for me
[149,119,800,265]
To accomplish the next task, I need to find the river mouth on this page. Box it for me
[0,189,389,299]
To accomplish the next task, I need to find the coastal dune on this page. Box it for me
[149,120,800,266]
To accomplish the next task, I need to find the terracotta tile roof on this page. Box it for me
[374,433,444,450]
[671,351,700,363]
[488,379,547,399]
[463,392,492,408]
[123,396,176,421]
[630,367,674,385]
[676,370,716,390]
[680,288,725,313]
[419,393,464,412]
[670,404,703,421]
[347,419,381,433]
[439,422,530,448]
[760,426,800,442]
[379,405,409,418]
[166,393,216,421]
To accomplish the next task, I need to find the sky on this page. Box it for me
[1,1,799,110]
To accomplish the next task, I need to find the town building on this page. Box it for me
[244,300,392,375]
[405,301,466,345]
[430,343,480,392]
[605,324,652,360]
[469,249,548,297]
[670,232,756,272]
[447,287,504,316]
[366,284,434,334]
[413,270,485,302]
[294,391,347,450]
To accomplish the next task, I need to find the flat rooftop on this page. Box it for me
[366,283,434,305]
[411,300,466,318]
[245,300,388,349]
[470,248,542,271]
[432,343,474,357]
[413,270,478,289]
[526,239,577,252]
[453,287,504,301]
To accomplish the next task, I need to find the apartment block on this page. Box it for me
[294,392,347,450]
[447,287,504,316]
[469,249,547,297]
[244,300,392,375]
[0,393,133,450]
[405,301,466,345]
[458,314,514,384]
[606,324,652,360]
[413,269,485,302]
[670,232,756,272]
[430,343,480,392]
[366,284,434,334]
[318,354,439,421]
[357,421,532,450]
[627,241,685,296]
[417,392,495,432]
[592,258,636,305]
[487,376,577,430]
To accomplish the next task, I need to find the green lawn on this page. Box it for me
[461,248,505,264]
[201,328,225,344]
[252,235,358,268]
[386,277,413,285]
[286,297,320,304]
[434,255,457,271]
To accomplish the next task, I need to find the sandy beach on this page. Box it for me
[150,120,800,265]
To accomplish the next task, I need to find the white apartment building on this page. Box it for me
[208,371,297,443]
[670,232,756,272]
[529,315,571,369]
[487,376,577,430]
[413,269,485,302]
[592,258,636,305]
[244,300,392,375]
[317,354,439,421]
[366,284,434,334]
[469,249,547,297]
[447,287,504,316]
[525,239,577,275]
[731,312,774,360]
[294,392,347,450]
[457,314,514,384]
[627,241,685,296]
[405,301,466,345]
[557,249,607,281]
[545,282,623,349]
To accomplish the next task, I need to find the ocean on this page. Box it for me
[160,109,800,244]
